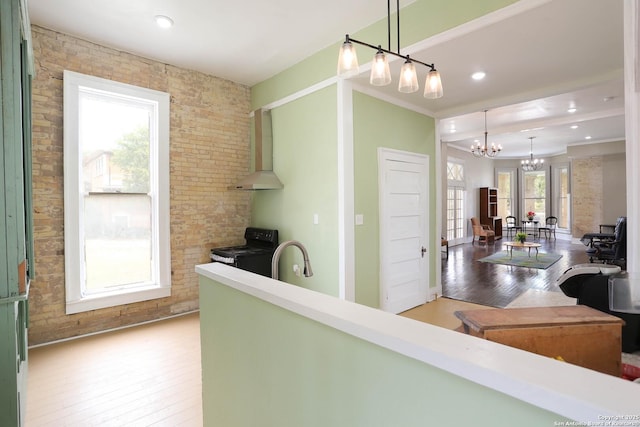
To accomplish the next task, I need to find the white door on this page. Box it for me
[378,148,429,313]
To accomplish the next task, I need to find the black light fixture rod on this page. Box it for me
[396,0,400,54]
[484,109,489,149]
[387,0,391,52]
[344,35,436,71]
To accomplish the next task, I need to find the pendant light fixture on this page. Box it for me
[370,49,392,86]
[337,0,443,99]
[521,137,544,171]
[471,110,502,158]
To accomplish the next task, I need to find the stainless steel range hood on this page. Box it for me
[232,108,283,190]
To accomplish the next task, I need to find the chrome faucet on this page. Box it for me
[271,240,313,280]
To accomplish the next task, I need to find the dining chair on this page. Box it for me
[539,216,558,240]
[504,215,521,239]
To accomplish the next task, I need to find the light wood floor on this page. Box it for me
[26,312,203,427]
[400,297,491,329]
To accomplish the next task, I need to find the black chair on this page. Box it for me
[504,215,521,239]
[589,216,626,267]
[538,216,558,240]
[559,269,640,353]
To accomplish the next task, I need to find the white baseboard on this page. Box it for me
[28,310,200,349]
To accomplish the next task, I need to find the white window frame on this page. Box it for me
[520,168,549,220]
[63,70,171,314]
[495,167,518,218]
[446,158,466,245]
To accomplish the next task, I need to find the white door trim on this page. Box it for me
[337,79,355,301]
[434,119,443,299]
[624,0,639,274]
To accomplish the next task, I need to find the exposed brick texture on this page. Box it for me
[571,157,603,237]
[29,26,252,345]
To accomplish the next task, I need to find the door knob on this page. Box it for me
[421,246,427,257]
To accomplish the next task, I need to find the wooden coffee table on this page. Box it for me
[504,241,542,259]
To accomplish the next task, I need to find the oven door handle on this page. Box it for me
[211,253,236,264]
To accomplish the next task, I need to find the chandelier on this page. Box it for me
[471,110,502,158]
[336,0,443,99]
[521,137,544,171]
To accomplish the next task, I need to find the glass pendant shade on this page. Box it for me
[337,41,359,77]
[398,59,418,93]
[424,69,443,99]
[370,51,391,86]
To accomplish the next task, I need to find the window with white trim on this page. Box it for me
[63,71,171,314]
[446,159,465,243]
[522,169,548,220]
[496,168,517,218]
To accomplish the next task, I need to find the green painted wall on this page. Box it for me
[199,275,562,427]
[250,86,338,295]
[353,92,436,307]
[249,0,519,300]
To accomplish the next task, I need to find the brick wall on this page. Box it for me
[571,156,603,237]
[29,26,252,345]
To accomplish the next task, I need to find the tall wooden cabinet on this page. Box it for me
[479,187,502,240]
[1,0,34,425]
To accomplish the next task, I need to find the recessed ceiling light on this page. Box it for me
[570,125,579,129]
[471,71,486,81]
[155,15,174,29]
[585,135,592,140]
[519,127,544,133]
[567,108,577,113]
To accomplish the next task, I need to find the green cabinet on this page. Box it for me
[0,300,29,426]
[1,0,34,425]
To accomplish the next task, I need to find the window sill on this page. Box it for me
[65,285,171,314]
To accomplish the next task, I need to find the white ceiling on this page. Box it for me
[28,0,625,159]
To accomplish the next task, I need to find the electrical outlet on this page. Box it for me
[293,264,301,277]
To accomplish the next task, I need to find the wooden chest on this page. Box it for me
[455,305,623,376]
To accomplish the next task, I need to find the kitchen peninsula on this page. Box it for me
[196,263,638,426]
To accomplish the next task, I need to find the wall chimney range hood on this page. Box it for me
[232,108,283,190]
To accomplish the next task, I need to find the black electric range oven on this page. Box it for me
[210,227,279,277]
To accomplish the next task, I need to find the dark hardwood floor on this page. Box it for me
[442,236,591,308]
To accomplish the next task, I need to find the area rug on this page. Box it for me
[478,250,562,269]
